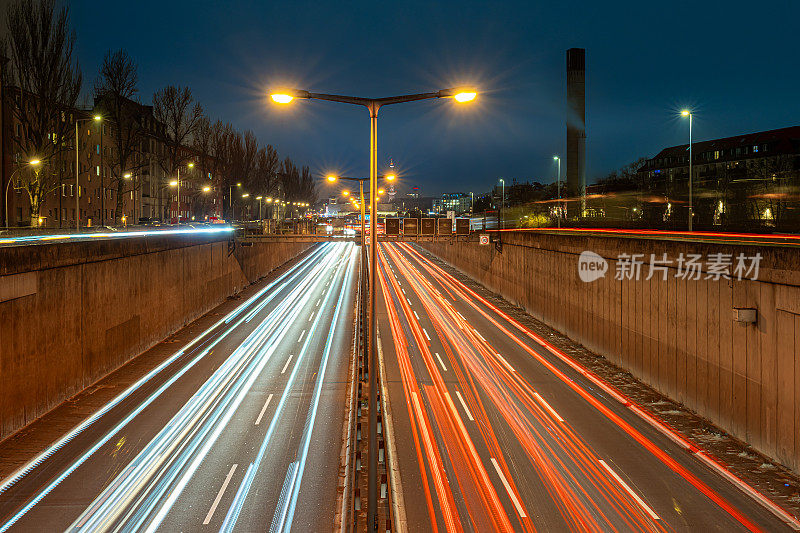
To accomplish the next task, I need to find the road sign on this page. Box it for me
[385,218,400,236]
[402,218,418,235]
[455,218,470,235]
[479,234,489,245]
[420,218,435,235]
[437,218,453,235]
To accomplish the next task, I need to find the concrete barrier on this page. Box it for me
[420,232,800,474]
[0,234,314,440]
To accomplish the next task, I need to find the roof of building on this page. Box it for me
[646,126,800,167]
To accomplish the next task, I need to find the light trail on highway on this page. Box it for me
[0,242,357,532]
[0,226,235,246]
[377,241,800,532]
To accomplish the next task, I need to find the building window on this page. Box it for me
[753,145,759,153]
[96,165,100,176]
[714,150,720,159]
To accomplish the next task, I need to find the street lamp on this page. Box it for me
[4,159,41,231]
[681,109,694,231]
[499,178,505,229]
[173,161,194,224]
[71,114,102,231]
[256,195,263,220]
[553,155,561,228]
[274,86,477,527]
[327,174,397,249]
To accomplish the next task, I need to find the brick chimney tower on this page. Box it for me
[566,48,586,212]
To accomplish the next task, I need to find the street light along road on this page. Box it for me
[272,85,476,531]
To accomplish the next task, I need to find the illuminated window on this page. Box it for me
[753,145,759,153]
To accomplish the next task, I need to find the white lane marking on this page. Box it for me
[435,352,447,372]
[455,391,473,421]
[598,460,660,520]
[475,330,487,342]
[496,353,515,372]
[422,328,431,341]
[402,288,406,295]
[413,311,420,320]
[490,458,526,518]
[316,298,321,307]
[456,312,466,321]
[203,464,238,524]
[281,355,294,374]
[298,330,306,343]
[533,392,564,422]
[407,298,412,306]
[255,394,274,425]
[308,312,315,322]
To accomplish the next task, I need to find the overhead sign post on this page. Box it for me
[420,218,435,236]
[385,218,400,236]
[437,217,453,235]
[402,218,418,236]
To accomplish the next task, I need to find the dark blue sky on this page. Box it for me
[71,0,798,196]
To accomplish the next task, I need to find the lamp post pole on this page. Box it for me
[682,109,693,231]
[499,178,505,229]
[554,155,561,228]
[272,87,476,531]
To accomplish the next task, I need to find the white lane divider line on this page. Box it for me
[456,311,466,321]
[422,328,431,341]
[402,288,406,295]
[407,298,412,306]
[281,355,294,375]
[316,299,321,307]
[255,394,274,426]
[496,353,515,372]
[533,392,564,422]
[475,330,487,342]
[203,464,238,524]
[490,458,527,518]
[308,312,315,322]
[298,330,306,343]
[598,460,660,520]
[435,352,447,372]
[455,391,473,421]
[413,311,420,320]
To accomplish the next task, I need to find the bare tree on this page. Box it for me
[94,49,146,224]
[152,85,203,178]
[2,0,81,225]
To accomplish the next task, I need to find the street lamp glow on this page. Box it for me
[124,172,132,179]
[385,174,396,181]
[266,197,273,203]
[188,162,195,168]
[242,193,250,198]
[342,190,350,196]
[93,115,102,122]
[256,195,262,200]
[203,186,211,192]
[271,93,294,104]
[327,175,338,182]
[453,91,477,103]
[378,188,385,194]
[237,182,242,187]
[681,109,691,116]
[169,180,178,186]
[29,159,41,166]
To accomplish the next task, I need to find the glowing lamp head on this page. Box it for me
[256,196,262,200]
[553,155,559,161]
[124,173,132,179]
[342,190,350,196]
[327,175,338,182]
[454,91,477,103]
[266,197,273,203]
[203,186,212,192]
[169,180,178,186]
[29,159,41,166]
[93,115,102,122]
[378,188,385,195]
[385,174,396,181]
[681,109,691,117]
[188,162,195,168]
[271,93,294,104]
[242,193,250,198]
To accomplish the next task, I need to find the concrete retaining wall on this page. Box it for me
[0,234,314,440]
[420,233,800,473]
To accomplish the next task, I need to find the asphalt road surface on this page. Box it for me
[377,241,800,532]
[0,241,357,532]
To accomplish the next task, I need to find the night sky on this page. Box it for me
[69,0,799,196]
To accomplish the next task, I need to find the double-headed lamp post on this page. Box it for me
[327,173,396,248]
[172,161,195,224]
[681,109,694,231]
[273,87,475,530]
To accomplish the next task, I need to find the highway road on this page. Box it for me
[376,241,800,532]
[0,241,357,532]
